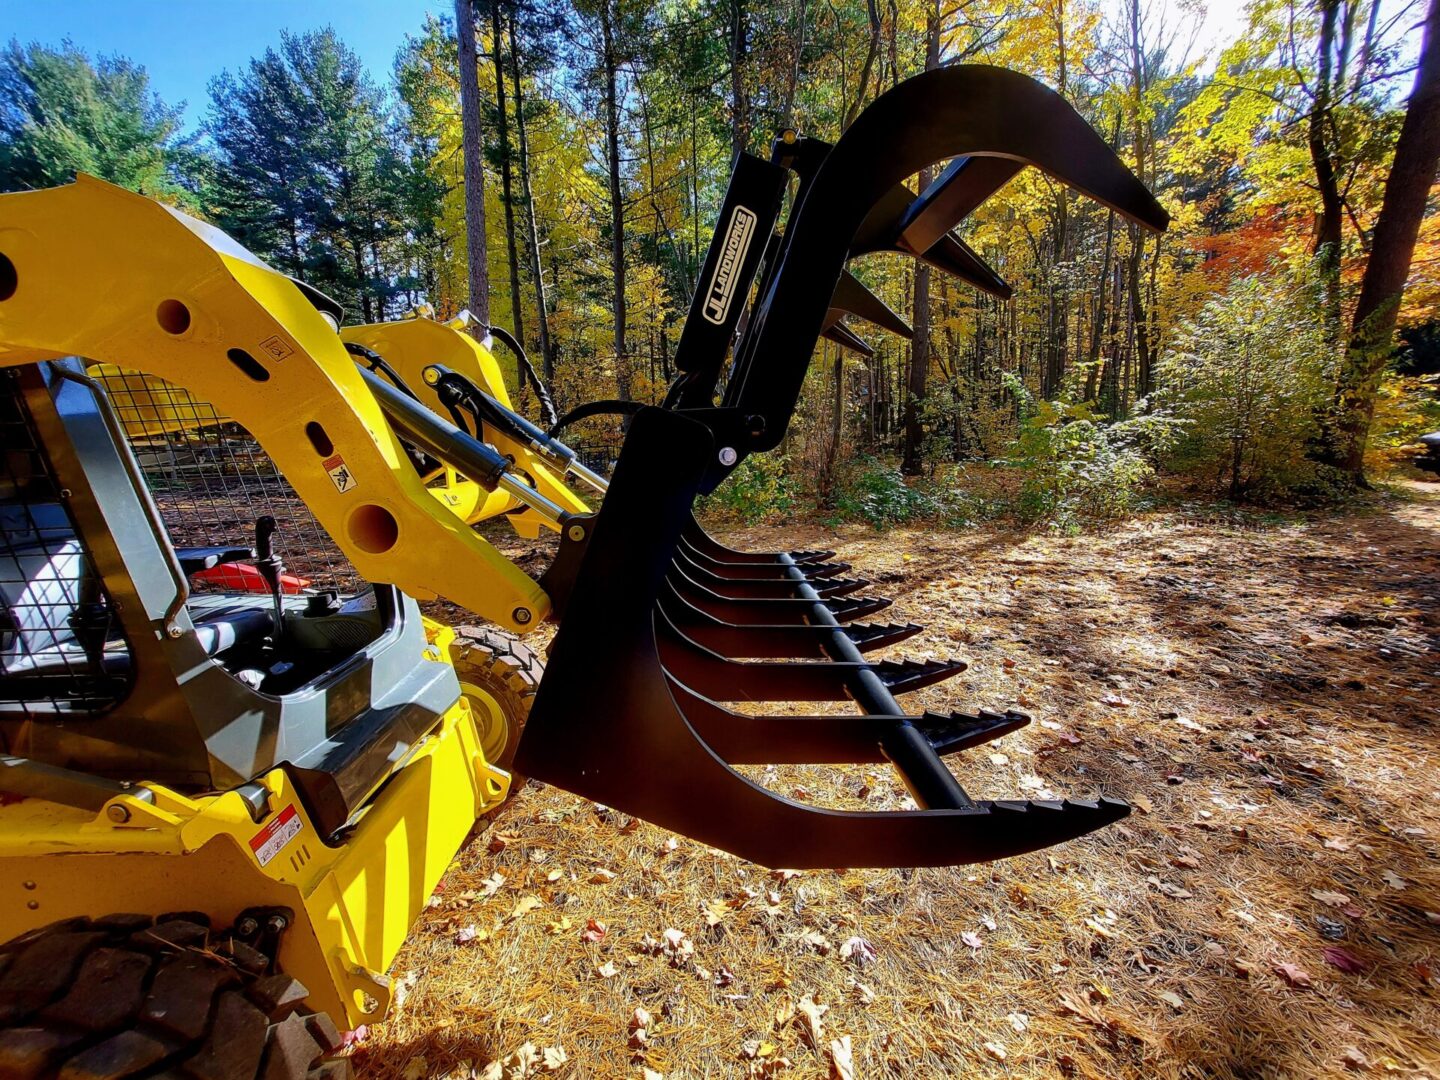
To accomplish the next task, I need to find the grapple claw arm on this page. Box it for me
[719,64,1168,463]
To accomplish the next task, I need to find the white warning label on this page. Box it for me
[249,804,303,867]
[322,453,356,493]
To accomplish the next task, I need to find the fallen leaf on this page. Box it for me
[631,1006,653,1032]
[642,1070,664,1080]
[1324,946,1368,973]
[840,936,877,967]
[506,895,544,922]
[796,994,828,1047]
[1342,1047,1371,1071]
[480,872,506,896]
[1158,990,1184,1010]
[454,924,487,946]
[800,930,833,955]
[505,1043,540,1076]
[1148,876,1193,900]
[596,960,618,979]
[829,1034,855,1080]
[486,831,515,854]
[400,1056,428,1080]
[961,931,984,950]
[579,918,607,943]
[545,869,563,883]
[983,1041,1007,1061]
[544,917,572,936]
[1311,890,1352,907]
[1007,1011,1030,1033]
[541,1046,567,1071]
[589,867,617,884]
[704,898,730,927]
[1131,794,1154,814]
[1381,870,1406,890]
[1274,962,1313,988]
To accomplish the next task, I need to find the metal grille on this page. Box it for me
[0,370,132,716]
[92,367,363,596]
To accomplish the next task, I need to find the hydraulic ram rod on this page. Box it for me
[422,364,610,495]
[777,553,975,811]
[359,367,572,525]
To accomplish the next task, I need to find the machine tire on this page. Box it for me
[0,912,352,1080]
[452,625,542,772]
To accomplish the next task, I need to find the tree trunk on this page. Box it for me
[508,7,555,383]
[600,0,629,399]
[454,0,490,327]
[1309,0,1345,344]
[1327,0,1440,478]
[491,1,525,351]
[729,0,749,157]
[901,0,939,476]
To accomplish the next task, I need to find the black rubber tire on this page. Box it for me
[451,624,542,772]
[0,912,351,1080]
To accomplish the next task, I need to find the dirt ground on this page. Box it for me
[357,485,1440,1080]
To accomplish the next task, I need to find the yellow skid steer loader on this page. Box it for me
[0,66,1165,1079]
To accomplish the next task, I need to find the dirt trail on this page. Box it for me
[372,489,1440,1079]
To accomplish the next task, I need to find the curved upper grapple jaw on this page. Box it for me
[520,66,1161,869]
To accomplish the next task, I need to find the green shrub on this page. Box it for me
[832,458,937,527]
[1152,270,1335,501]
[697,453,797,524]
[1005,375,1183,528]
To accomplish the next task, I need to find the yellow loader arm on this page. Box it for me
[0,174,557,632]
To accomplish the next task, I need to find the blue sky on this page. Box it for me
[3,0,448,130]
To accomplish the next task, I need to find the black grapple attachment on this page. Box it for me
[517,66,1168,868]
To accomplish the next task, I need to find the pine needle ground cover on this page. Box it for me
[363,488,1440,1080]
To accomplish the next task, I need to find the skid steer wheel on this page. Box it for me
[0,910,351,1080]
[452,625,542,772]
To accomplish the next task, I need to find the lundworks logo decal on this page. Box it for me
[702,205,758,325]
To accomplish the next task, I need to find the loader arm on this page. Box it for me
[0,175,553,632]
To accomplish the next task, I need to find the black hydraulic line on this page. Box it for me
[776,552,974,811]
[547,398,646,439]
[486,323,558,429]
[344,342,423,401]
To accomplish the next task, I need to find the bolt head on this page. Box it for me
[718,447,738,467]
[567,524,586,542]
[512,607,533,625]
[106,804,131,824]
[236,918,259,937]
[265,914,289,934]
[166,624,183,639]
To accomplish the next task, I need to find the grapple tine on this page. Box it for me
[681,515,834,565]
[828,270,913,338]
[658,587,919,658]
[675,547,853,590]
[917,233,1012,299]
[820,319,874,356]
[670,565,892,624]
[894,155,1024,256]
[667,679,1029,764]
[656,611,964,702]
[677,543,850,579]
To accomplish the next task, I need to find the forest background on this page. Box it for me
[2,0,1437,530]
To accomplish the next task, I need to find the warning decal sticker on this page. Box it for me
[322,453,356,493]
[258,334,295,361]
[249,804,303,867]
